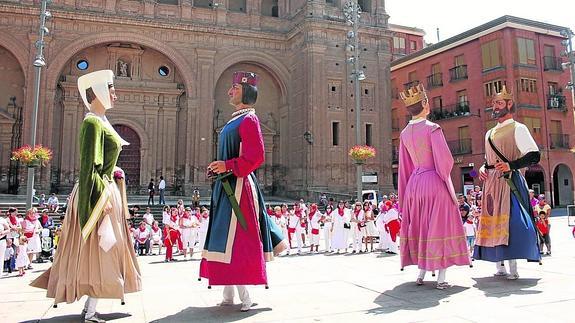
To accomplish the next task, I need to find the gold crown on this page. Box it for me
[493,85,513,101]
[400,83,427,106]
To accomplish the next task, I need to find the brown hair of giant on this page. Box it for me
[405,100,424,116]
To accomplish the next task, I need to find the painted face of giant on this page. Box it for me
[228,83,243,106]
[491,98,512,119]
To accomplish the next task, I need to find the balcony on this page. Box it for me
[426,73,443,89]
[447,138,472,155]
[428,101,471,121]
[403,80,420,90]
[392,118,401,132]
[549,134,570,149]
[449,65,468,82]
[392,147,399,164]
[547,95,567,111]
[543,56,562,72]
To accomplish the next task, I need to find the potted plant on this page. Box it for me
[11,145,53,168]
[349,145,376,164]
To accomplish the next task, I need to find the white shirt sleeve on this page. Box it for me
[514,123,539,155]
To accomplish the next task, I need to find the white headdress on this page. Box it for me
[78,70,115,110]
[78,70,129,146]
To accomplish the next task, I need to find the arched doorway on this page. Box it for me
[525,164,545,196]
[213,63,283,194]
[114,125,141,193]
[553,164,574,206]
[52,42,185,194]
[0,45,25,193]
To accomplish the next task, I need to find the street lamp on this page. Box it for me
[343,1,364,203]
[26,0,51,209]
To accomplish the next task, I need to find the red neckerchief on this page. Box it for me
[274,213,282,219]
[338,208,344,216]
[9,215,18,225]
[41,215,49,226]
[139,226,146,232]
[354,209,361,217]
[295,209,302,217]
[326,209,332,216]
[194,212,201,220]
[152,226,160,232]
[309,208,317,220]
[170,214,178,222]
[466,219,474,224]
[202,212,209,219]
[182,212,190,219]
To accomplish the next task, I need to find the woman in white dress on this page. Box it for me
[322,205,334,252]
[363,202,378,252]
[375,201,390,251]
[179,208,199,260]
[22,208,41,268]
[331,201,351,253]
[198,206,210,251]
[150,221,163,255]
[351,202,366,253]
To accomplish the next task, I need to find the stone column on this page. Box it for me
[193,49,216,188]
[306,43,327,194]
[247,0,261,30]
[377,47,394,193]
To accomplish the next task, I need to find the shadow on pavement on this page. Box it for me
[472,276,542,297]
[368,282,468,314]
[151,305,272,322]
[21,312,131,323]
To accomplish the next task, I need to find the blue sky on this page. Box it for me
[386,0,575,44]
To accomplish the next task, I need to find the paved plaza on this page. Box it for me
[1,216,574,323]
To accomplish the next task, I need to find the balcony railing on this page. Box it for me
[543,56,562,71]
[549,134,570,149]
[428,101,471,121]
[447,138,472,155]
[449,65,468,82]
[392,147,399,164]
[426,72,443,88]
[547,95,567,111]
[403,80,420,90]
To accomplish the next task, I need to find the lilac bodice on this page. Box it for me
[398,120,458,208]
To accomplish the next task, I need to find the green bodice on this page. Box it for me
[77,115,122,238]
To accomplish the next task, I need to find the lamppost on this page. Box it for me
[343,1,366,202]
[560,29,575,99]
[26,0,51,209]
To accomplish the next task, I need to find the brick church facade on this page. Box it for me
[0,0,406,199]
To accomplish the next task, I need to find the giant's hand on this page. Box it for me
[479,165,488,181]
[207,161,227,175]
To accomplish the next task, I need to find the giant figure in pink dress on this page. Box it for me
[398,84,470,290]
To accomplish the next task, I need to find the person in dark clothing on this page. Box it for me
[148,179,155,205]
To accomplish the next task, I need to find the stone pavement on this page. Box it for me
[1,217,574,323]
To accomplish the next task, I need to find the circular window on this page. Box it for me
[158,66,170,77]
[76,59,89,70]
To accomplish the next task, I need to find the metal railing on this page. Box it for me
[426,72,443,88]
[391,118,400,132]
[403,80,420,90]
[549,134,570,149]
[543,56,562,71]
[447,138,472,155]
[547,95,567,111]
[449,65,468,82]
[428,101,471,121]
